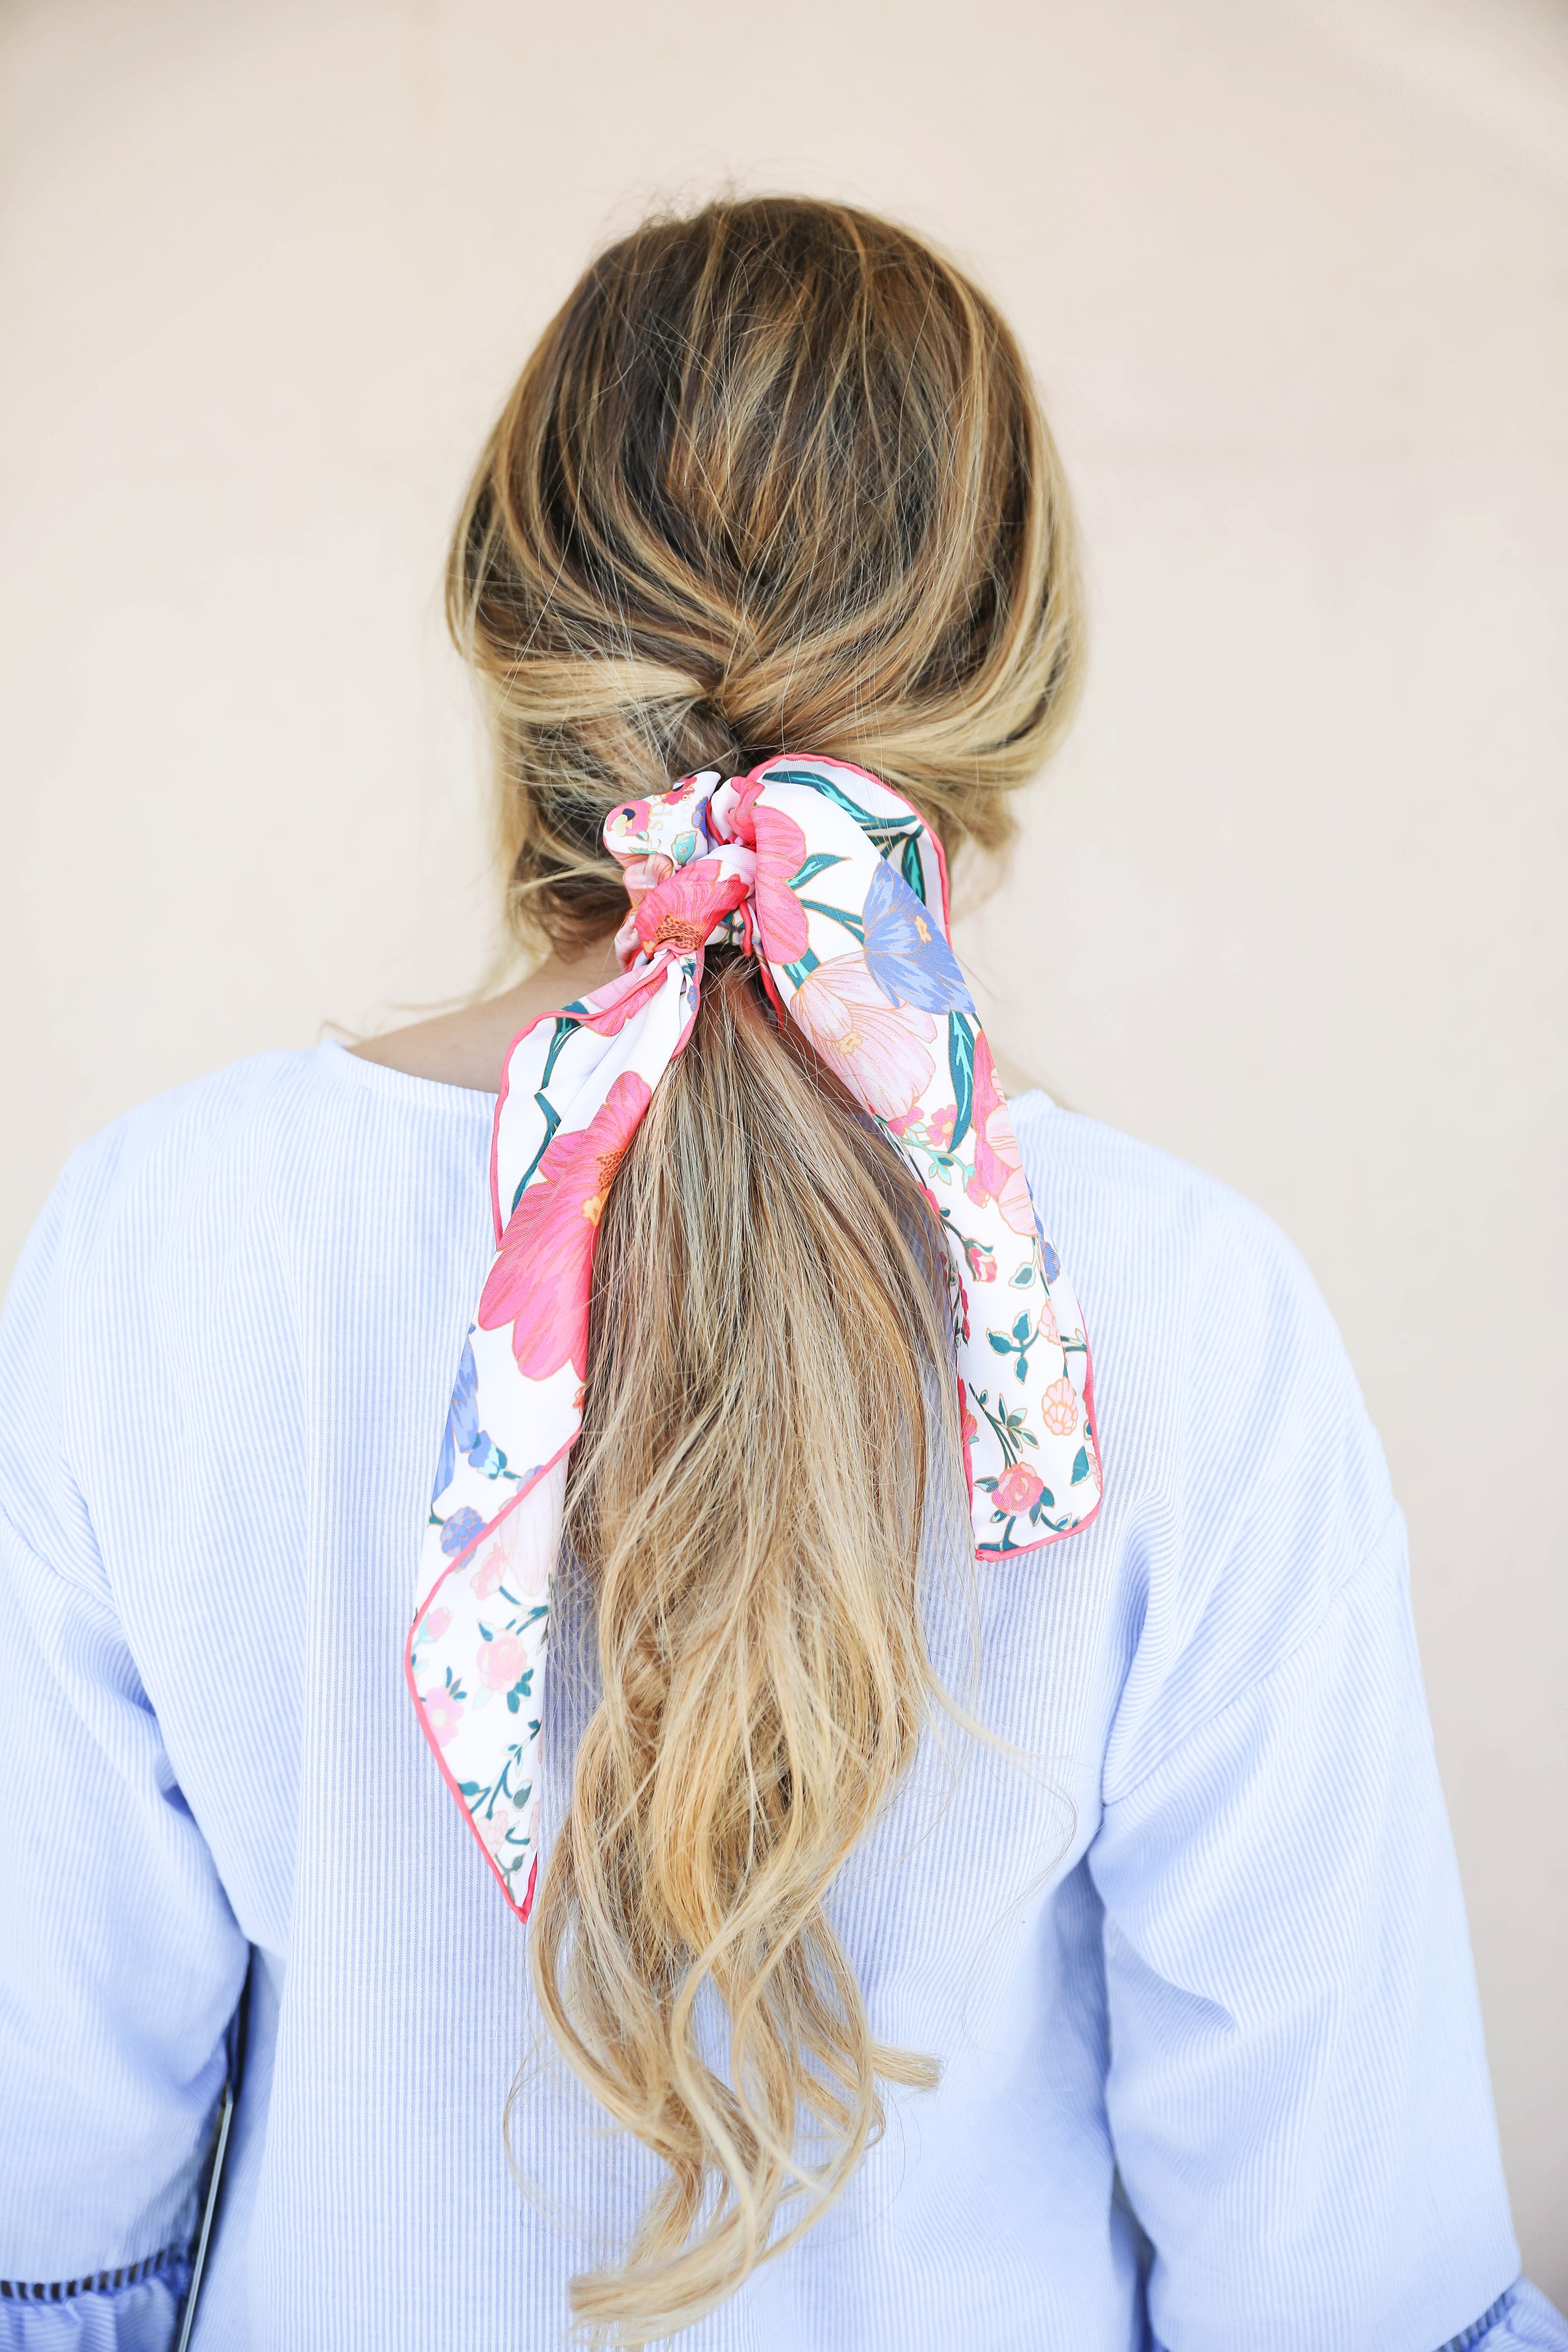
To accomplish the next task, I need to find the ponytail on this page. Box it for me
[542,958,951,2336]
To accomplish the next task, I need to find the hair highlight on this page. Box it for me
[447,195,1084,2344]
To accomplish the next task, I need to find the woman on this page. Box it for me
[0,198,1560,2352]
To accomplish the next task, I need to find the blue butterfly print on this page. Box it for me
[860,860,974,1014]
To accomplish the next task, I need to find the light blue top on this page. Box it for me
[0,1042,1561,2352]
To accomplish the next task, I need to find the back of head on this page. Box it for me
[447,196,1084,2346]
[450,193,1083,956]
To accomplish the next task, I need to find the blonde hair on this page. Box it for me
[447,196,1084,2343]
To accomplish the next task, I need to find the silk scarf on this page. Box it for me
[408,756,1102,1917]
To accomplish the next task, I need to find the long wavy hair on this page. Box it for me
[447,195,1084,2344]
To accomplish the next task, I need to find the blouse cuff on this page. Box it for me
[1444,2281,1568,2351]
[0,2260,190,2352]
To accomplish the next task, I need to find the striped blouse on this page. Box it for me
[0,1042,1562,2351]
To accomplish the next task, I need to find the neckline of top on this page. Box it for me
[317,1035,1053,1124]
[316,1037,500,1108]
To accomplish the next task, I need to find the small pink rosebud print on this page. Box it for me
[964,1238,998,1282]
[1041,1377,1079,1437]
[993,1464,1044,1515]
[1001,1458,1048,1514]
[469,1547,503,1600]
[477,1634,527,1691]
[421,1687,463,1747]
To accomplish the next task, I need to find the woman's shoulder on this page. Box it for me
[5,1044,493,1407]
[48,1044,328,1200]
[1012,1084,1387,1491]
[1009,1087,1334,1354]
[1,1044,495,1573]
[29,1041,493,1266]
[80,1035,491,1161]
[1012,1090,1364,1522]
[1011,1092,1399,1790]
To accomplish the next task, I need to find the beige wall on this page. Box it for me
[3,0,1564,2291]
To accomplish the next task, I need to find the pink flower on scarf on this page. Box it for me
[477,1634,527,1690]
[421,1686,463,1746]
[575,962,668,1035]
[617,850,673,908]
[469,1545,503,1599]
[749,804,810,960]
[993,1464,1044,1515]
[790,953,934,1121]
[965,1033,1035,1236]
[1040,1377,1079,1437]
[478,1070,652,1380]
[634,858,750,956]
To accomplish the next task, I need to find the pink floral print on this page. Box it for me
[634,857,750,957]
[1041,1377,1079,1437]
[421,1686,463,1747]
[993,1464,1045,1515]
[791,953,936,1121]
[412,754,1100,1923]
[571,960,668,1037]
[748,802,811,960]
[478,1070,652,1380]
[477,1634,527,1690]
[965,1033,1032,1233]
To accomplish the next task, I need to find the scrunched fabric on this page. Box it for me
[408,756,1102,1917]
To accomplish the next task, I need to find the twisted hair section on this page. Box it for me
[448,197,1084,2342]
[447,195,1084,955]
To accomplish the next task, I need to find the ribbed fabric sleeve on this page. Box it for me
[0,1145,246,2304]
[0,2274,190,2351]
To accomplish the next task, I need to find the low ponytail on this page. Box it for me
[542,957,954,2337]
[447,196,1085,2343]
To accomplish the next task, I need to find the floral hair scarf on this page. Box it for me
[409,757,1102,1917]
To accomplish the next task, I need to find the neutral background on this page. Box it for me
[2,0,1564,2294]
